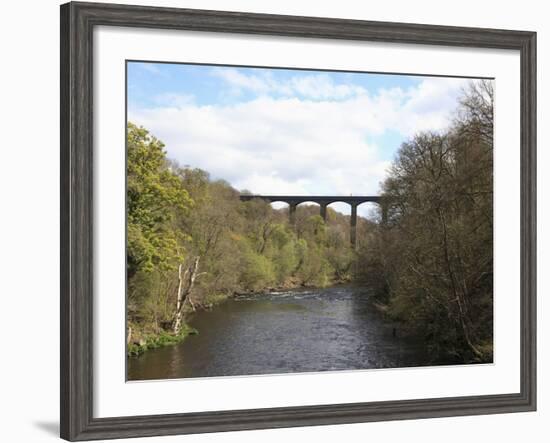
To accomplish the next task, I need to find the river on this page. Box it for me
[127,285,431,381]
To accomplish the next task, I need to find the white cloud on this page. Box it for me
[211,68,366,100]
[289,75,366,100]
[129,76,472,217]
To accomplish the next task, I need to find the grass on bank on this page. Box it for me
[127,324,198,357]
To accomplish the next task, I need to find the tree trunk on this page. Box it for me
[172,263,188,335]
[172,256,201,334]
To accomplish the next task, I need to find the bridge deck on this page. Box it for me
[239,195,381,204]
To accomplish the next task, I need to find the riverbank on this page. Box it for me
[127,324,198,357]
[371,300,493,364]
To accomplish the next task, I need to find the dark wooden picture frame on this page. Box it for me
[60,1,536,440]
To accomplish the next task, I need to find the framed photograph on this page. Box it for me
[60,1,536,440]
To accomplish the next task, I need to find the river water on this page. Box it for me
[127,285,431,381]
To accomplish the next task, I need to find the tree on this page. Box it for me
[126,123,192,278]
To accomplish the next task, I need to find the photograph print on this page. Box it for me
[126,61,494,381]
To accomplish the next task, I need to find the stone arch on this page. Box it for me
[322,201,351,226]
[293,200,321,225]
[356,200,382,222]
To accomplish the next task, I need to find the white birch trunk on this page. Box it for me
[172,256,201,334]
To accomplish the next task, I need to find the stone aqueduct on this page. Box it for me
[239,195,387,247]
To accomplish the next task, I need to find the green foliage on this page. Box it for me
[272,241,299,283]
[239,249,276,291]
[127,123,192,277]
[127,325,198,357]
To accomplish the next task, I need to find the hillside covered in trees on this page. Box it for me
[126,122,366,355]
[127,80,493,365]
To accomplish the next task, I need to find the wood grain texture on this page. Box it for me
[60,2,537,440]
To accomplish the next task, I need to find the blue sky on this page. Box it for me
[128,61,475,215]
[129,62,419,110]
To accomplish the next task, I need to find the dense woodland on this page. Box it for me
[359,80,494,362]
[127,80,493,364]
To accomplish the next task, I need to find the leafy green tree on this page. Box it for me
[239,248,276,291]
[127,123,193,278]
